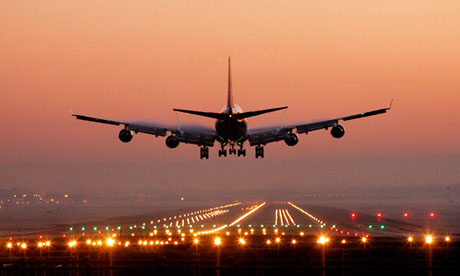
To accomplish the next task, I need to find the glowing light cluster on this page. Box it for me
[275,209,296,226]
[288,202,325,226]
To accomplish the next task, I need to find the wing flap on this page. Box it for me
[248,128,289,146]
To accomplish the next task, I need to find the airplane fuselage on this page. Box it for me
[215,117,247,143]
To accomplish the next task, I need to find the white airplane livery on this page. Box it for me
[72,57,391,159]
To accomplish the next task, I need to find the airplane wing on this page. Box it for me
[247,103,392,146]
[72,113,216,147]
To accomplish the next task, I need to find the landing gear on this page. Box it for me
[255,145,264,158]
[218,143,227,157]
[229,145,237,155]
[200,146,209,159]
[237,148,246,157]
[218,148,227,157]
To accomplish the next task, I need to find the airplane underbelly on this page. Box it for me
[215,119,247,142]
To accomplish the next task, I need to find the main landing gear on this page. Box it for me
[255,145,264,158]
[200,146,209,159]
[218,143,246,157]
[218,143,227,157]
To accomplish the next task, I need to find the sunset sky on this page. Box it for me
[1,1,459,194]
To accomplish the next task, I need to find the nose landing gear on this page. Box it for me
[229,145,237,155]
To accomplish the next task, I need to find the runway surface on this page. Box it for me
[44,201,458,240]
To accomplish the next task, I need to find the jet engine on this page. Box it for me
[330,125,345,139]
[284,133,299,146]
[165,135,179,148]
[119,129,133,143]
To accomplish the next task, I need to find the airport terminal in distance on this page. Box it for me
[1,200,458,275]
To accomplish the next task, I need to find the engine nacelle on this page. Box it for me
[119,129,133,143]
[331,125,345,139]
[284,133,299,146]
[165,135,179,149]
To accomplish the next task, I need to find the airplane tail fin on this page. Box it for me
[227,56,234,109]
[173,57,288,120]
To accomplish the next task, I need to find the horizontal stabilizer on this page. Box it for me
[233,106,288,120]
[173,106,287,120]
[173,109,227,120]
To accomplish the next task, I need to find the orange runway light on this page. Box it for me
[425,235,433,244]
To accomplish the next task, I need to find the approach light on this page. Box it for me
[214,237,221,246]
[106,238,115,247]
[425,235,433,244]
[361,237,367,243]
[21,243,27,249]
[317,236,328,245]
[445,236,450,242]
[408,236,413,242]
[239,238,246,245]
[7,242,12,248]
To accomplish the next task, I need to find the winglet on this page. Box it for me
[227,56,234,109]
[69,106,75,115]
[388,99,394,110]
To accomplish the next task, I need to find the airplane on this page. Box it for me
[72,57,391,159]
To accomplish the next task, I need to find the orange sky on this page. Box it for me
[1,1,459,192]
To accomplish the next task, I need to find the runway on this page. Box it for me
[53,201,458,240]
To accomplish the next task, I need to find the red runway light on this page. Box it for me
[351,213,356,218]
[403,212,409,217]
[429,212,435,217]
[377,213,382,217]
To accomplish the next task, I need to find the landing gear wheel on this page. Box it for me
[200,146,209,159]
[237,149,246,157]
[255,145,264,158]
[218,149,227,157]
